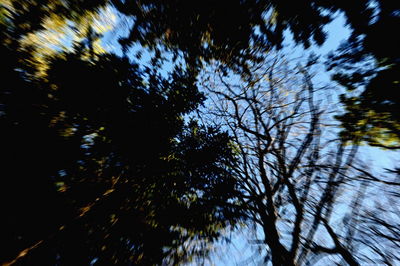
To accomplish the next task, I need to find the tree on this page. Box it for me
[3,1,398,146]
[0,28,242,265]
[0,0,332,72]
[2,1,399,265]
[5,0,393,149]
[325,1,400,149]
[0,0,381,70]
[109,0,400,148]
[201,53,399,265]
[342,165,400,264]
[0,0,117,77]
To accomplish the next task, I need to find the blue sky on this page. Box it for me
[97,9,399,265]
[207,12,399,266]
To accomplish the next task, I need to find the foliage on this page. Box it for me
[327,1,400,148]
[202,54,399,265]
[1,0,400,265]
[0,25,242,265]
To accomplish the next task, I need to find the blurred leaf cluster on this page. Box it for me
[0,3,242,264]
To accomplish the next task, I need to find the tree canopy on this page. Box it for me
[328,2,400,148]
[3,0,397,147]
[1,18,242,264]
[1,0,399,265]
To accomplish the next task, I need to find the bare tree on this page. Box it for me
[199,53,365,265]
[341,164,400,265]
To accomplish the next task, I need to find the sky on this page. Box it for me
[104,10,398,265]
[206,12,399,266]
[46,7,398,265]
[209,14,351,266]
[99,8,399,265]
[282,13,399,172]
